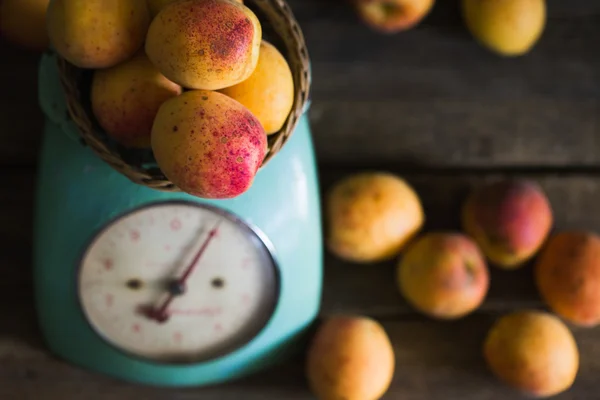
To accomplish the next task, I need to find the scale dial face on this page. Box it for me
[78,202,280,364]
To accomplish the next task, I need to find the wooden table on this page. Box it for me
[1,1,598,399]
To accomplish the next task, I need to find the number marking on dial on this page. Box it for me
[103,259,114,271]
[170,218,182,231]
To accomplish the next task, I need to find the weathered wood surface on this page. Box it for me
[2,310,600,400]
[0,45,43,165]
[302,0,600,166]
[1,0,600,398]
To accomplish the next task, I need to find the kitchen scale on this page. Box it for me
[33,52,323,387]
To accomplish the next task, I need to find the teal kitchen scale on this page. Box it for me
[33,50,323,387]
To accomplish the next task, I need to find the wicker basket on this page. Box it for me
[56,0,311,192]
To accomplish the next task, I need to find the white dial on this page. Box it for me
[78,201,279,364]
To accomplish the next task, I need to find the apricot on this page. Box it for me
[91,52,182,149]
[462,0,546,56]
[220,40,294,135]
[355,0,434,33]
[462,179,553,269]
[47,0,150,69]
[0,0,49,50]
[151,90,267,199]
[147,0,243,17]
[484,310,579,398]
[397,232,489,319]
[326,172,424,263]
[535,231,600,327]
[145,0,261,90]
[306,316,395,400]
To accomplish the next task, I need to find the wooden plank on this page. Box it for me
[1,310,599,400]
[309,99,599,167]
[293,0,600,166]
[0,168,35,289]
[301,3,600,102]
[0,41,44,165]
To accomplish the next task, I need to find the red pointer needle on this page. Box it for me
[145,220,221,323]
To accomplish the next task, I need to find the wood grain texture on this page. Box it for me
[0,42,44,165]
[309,99,599,167]
[0,169,34,291]
[299,0,600,166]
[2,308,600,400]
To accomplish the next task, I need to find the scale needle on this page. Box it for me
[144,220,221,323]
